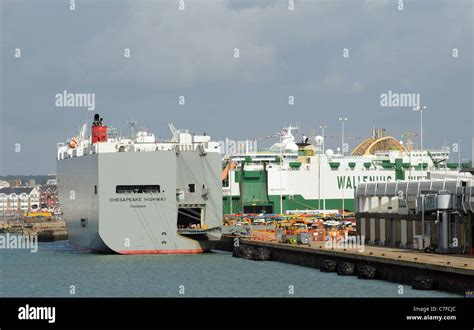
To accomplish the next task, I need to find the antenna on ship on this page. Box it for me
[127,117,138,139]
[402,131,414,152]
[78,121,87,142]
[169,123,179,142]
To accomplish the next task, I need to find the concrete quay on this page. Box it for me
[217,235,474,295]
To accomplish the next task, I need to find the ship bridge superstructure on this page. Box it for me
[58,120,220,160]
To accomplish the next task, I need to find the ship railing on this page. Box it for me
[173,143,208,152]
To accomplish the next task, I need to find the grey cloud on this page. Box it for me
[0,0,472,174]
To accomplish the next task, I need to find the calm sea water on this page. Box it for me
[0,239,458,297]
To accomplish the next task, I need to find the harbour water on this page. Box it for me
[0,239,458,298]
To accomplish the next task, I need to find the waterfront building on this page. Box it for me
[355,170,474,254]
[0,187,41,216]
[46,179,57,185]
[38,185,59,210]
[7,179,22,188]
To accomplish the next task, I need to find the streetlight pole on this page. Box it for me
[319,125,327,214]
[279,128,283,215]
[413,105,427,153]
[338,117,347,218]
[338,117,348,156]
[458,139,461,170]
[318,144,321,211]
[229,163,233,214]
[320,125,327,153]
[421,193,425,248]
[280,147,283,215]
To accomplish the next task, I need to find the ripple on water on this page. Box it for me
[0,240,460,298]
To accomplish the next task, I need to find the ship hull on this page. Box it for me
[223,158,432,214]
[58,150,222,254]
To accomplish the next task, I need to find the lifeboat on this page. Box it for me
[69,137,78,149]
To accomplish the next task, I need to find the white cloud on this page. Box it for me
[364,0,389,12]
[351,81,364,93]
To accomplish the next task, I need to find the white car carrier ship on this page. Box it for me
[57,114,222,254]
[222,126,468,215]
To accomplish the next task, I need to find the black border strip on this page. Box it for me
[0,298,472,329]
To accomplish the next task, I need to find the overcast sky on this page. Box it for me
[1,0,472,175]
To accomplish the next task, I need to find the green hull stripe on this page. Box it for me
[223,194,354,214]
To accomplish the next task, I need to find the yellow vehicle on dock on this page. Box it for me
[24,211,53,218]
